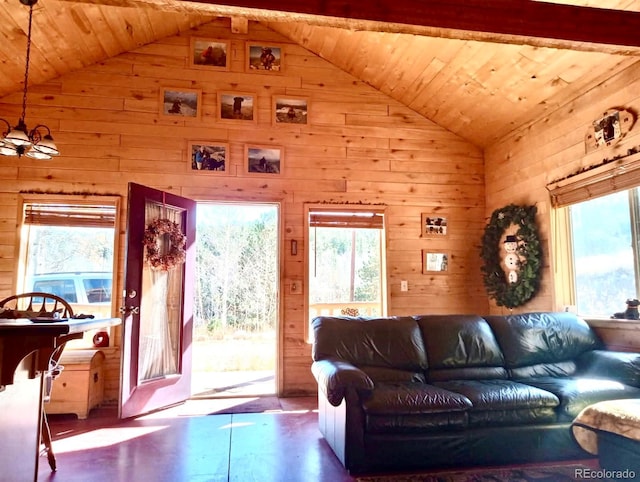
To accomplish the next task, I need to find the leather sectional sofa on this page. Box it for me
[311,312,640,473]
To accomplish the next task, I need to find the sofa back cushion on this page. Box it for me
[485,312,603,378]
[414,315,507,381]
[311,316,428,371]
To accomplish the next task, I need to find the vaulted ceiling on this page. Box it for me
[1,0,639,148]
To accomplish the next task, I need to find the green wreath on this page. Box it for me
[480,204,542,308]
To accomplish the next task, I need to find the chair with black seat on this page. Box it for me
[0,292,74,472]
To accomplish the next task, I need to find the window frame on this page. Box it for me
[551,179,640,318]
[304,203,388,342]
[15,193,121,345]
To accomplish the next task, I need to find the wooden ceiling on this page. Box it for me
[0,0,639,148]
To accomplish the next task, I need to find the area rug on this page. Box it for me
[356,464,605,482]
[176,396,283,416]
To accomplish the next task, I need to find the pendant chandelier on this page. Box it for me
[0,0,59,160]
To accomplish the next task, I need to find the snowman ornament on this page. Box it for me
[503,235,519,284]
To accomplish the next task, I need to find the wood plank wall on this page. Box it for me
[484,59,640,344]
[0,19,487,398]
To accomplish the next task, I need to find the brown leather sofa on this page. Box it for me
[311,312,640,473]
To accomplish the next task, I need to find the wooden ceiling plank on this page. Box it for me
[360,32,413,88]
[383,37,453,98]
[332,28,365,74]
[89,6,131,57]
[350,31,385,80]
[389,36,465,104]
[42,4,103,72]
[408,41,487,117]
[0,4,33,86]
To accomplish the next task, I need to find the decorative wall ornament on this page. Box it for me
[143,218,186,271]
[421,213,448,236]
[422,250,449,273]
[190,38,229,70]
[160,88,201,119]
[246,43,284,72]
[245,145,283,175]
[273,96,309,126]
[585,108,635,153]
[480,204,542,309]
[218,92,256,123]
[188,141,229,173]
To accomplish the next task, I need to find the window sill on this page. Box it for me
[584,317,640,330]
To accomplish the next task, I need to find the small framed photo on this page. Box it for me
[190,38,229,70]
[218,92,256,123]
[421,214,448,236]
[246,43,284,72]
[245,145,283,175]
[160,88,201,119]
[273,96,309,126]
[422,251,449,273]
[188,141,229,173]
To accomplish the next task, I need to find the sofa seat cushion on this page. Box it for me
[435,379,559,426]
[362,382,472,434]
[362,382,472,414]
[518,377,640,421]
[365,412,469,434]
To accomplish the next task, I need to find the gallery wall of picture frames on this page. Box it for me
[172,38,309,176]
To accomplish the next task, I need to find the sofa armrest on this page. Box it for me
[311,358,374,406]
[578,350,640,387]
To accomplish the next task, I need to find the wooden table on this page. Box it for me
[0,317,121,482]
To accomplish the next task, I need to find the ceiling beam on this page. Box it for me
[59,0,640,54]
[231,16,249,34]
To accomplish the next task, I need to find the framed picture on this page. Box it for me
[273,96,309,126]
[190,38,229,70]
[188,141,229,173]
[245,145,283,175]
[421,214,448,236]
[422,251,449,273]
[246,43,284,72]
[160,88,201,119]
[218,92,256,123]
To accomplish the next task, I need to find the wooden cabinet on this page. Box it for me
[47,349,105,419]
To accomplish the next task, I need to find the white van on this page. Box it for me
[28,272,113,318]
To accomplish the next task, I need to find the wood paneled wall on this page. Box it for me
[0,19,487,398]
[484,59,640,345]
[485,60,640,313]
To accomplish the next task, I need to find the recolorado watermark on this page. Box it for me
[575,467,636,479]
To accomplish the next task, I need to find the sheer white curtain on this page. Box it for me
[139,202,180,381]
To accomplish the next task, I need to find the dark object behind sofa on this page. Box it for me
[311,312,640,473]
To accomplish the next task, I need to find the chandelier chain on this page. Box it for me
[21,2,34,123]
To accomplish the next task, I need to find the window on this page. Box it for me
[567,189,640,317]
[548,152,640,318]
[305,205,387,338]
[17,195,119,345]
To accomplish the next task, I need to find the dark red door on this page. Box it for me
[120,182,196,418]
